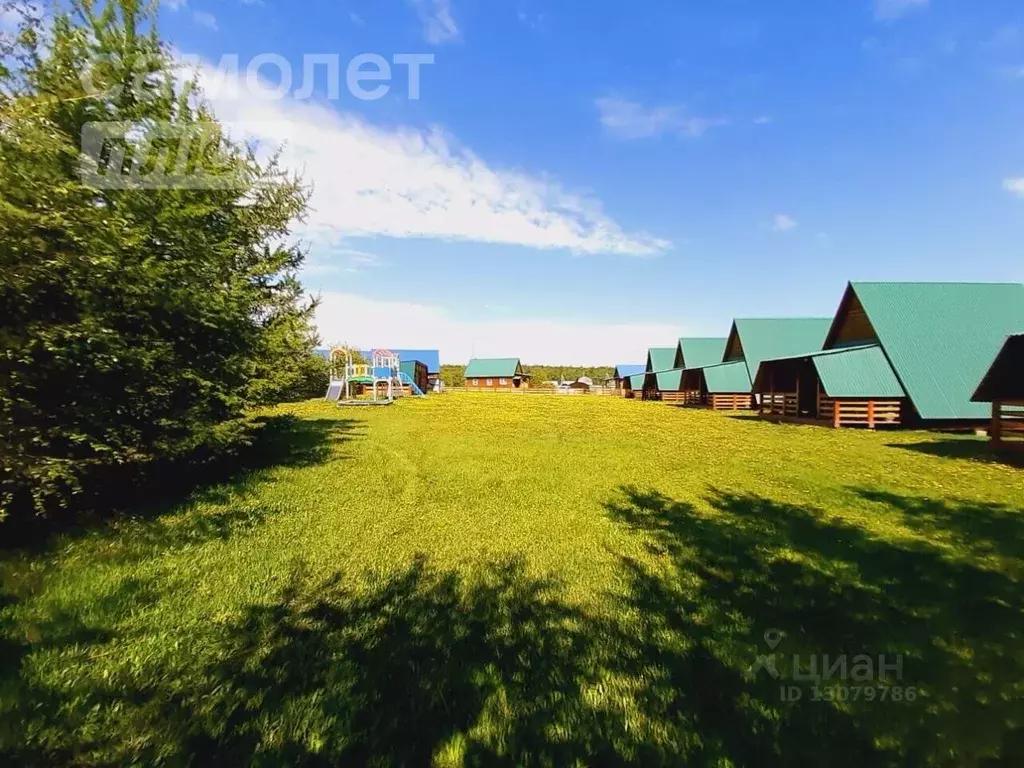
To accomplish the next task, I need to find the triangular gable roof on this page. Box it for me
[615,364,646,379]
[726,318,833,383]
[973,334,1024,402]
[646,347,677,373]
[827,282,1024,420]
[464,358,524,378]
[675,337,728,369]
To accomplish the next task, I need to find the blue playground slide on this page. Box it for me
[398,372,427,397]
[325,382,343,402]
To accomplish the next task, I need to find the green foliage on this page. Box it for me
[0,1,317,520]
[1,397,1023,763]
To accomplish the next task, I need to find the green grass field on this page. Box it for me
[2,395,1023,765]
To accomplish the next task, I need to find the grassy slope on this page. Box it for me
[2,396,1023,765]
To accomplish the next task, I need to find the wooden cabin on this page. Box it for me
[680,318,831,412]
[623,372,646,399]
[973,334,1024,450]
[610,364,646,396]
[754,282,1024,429]
[674,337,727,404]
[463,358,531,390]
[680,362,754,410]
[643,346,678,401]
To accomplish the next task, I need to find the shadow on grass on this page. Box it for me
[2,415,363,552]
[4,485,1023,765]
[605,486,1024,766]
[887,438,1024,469]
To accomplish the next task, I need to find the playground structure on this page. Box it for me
[325,348,426,405]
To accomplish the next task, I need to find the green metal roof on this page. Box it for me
[676,337,728,369]
[627,373,647,390]
[729,318,833,382]
[814,345,905,398]
[464,358,523,378]
[752,345,905,398]
[646,347,677,373]
[702,361,752,393]
[655,368,684,391]
[845,282,1024,420]
[973,334,1024,402]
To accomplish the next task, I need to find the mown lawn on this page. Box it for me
[2,395,1023,765]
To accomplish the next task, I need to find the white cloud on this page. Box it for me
[1003,178,1024,197]
[754,115,774,125]
[408,0,460,45]
[314,292,682,365]
[874,0,929,22]
[192,10,218,30]
[596,97,728,140]
[192,61,669,257]
[349,12,365,26]
[773,214,798,232]
[164,0,188,9]
[304,248,384,276]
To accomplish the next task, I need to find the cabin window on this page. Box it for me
[499,378,507,385]
[486,378,493,386]
[472,379,479,386]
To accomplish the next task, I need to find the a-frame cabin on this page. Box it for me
[754,282,1024,428]
[681,318,832,411]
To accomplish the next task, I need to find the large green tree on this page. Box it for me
[0,0,318,520]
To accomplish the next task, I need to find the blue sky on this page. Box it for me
[160,0,1024,364]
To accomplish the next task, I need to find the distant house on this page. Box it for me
[569,376,594,391]
[973,333,1024,449]
[754,282,1024,428]
[463,358,531,390]
[682,318,832,411]
[609,364,645,395]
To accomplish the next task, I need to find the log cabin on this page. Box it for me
[463,358,531,390]
[681,318,832,411]
[673,337,728,404]
[754,282,1024,429]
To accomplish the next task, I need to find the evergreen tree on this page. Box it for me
[0,0,318,520]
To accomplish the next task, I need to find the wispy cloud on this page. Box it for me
[595,97,728,140]
[753,115,774,125]
[303,248,384,276]
[192,60,669,257]
[773,214,798,232]
[874,0,929,22]
[1003,178,1024,197]
[408,0,460,45]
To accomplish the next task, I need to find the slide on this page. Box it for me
[326,382,343,402]
[398,372,427,397]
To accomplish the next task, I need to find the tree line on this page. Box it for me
[440,365,616,389]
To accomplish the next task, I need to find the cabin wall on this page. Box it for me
[464,376,527,390]
[832,292,878,347]
[992,400,1024,449]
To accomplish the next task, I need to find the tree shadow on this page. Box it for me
[2,415,362,552]
[887,438,1024,469]
[855,488,1024,567]
[605,485,1024,766]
